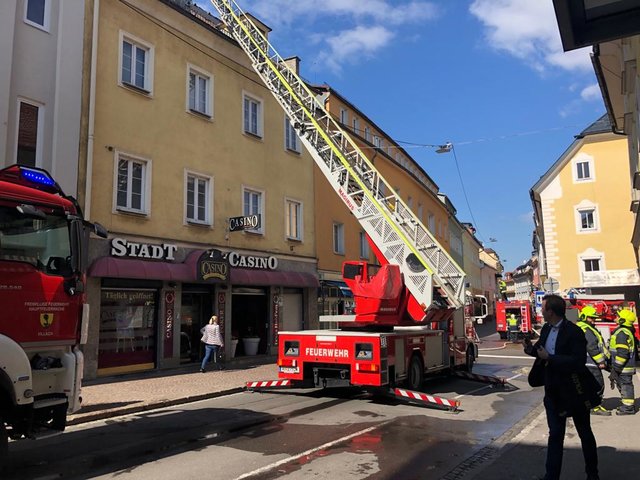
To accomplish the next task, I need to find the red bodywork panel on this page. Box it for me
[496,300,534,334]
[0,170,82,346]
[0,263,81,344]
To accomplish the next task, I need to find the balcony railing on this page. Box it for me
[581,269,640,287]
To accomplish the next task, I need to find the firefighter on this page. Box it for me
[609,308,637,415]
[507,313,520,342]
[498,279,507,301]
[577,305,611,415]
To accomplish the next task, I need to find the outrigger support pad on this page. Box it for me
[393,387,460,411]
[246,380,293,391]
[452,371,507,386]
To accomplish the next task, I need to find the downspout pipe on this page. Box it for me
[85,0,99,219]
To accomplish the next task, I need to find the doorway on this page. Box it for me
[232,287,268,355]
[181,288,213,364]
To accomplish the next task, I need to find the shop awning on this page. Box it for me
[88,251,202,282]
[88,252,319,287]
[322,280,353,297]
[231,268,319,287]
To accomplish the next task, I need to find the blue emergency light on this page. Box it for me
[19,167,56,187]
[0,164,62,195]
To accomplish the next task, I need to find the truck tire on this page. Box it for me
[406,355,424,390]
[498,331,507,340]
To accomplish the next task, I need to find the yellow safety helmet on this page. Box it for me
[617,309,637,327]
[579,305,599,321]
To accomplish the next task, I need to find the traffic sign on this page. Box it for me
[542,277,559,292]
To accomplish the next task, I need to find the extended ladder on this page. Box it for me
[210,0,466,312]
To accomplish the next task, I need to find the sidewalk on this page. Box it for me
[68,356,278,425]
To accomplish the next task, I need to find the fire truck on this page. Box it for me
[0,165,106,463]
[563,294,638,343]
[495,300,535,340]
[211,0,488,408]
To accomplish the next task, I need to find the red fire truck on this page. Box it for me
[564,294,639,342]
[495,300,535,340]
[210,0,487,409]
[0,165,106,463]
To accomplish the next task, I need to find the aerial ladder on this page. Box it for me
[209,0,466,324]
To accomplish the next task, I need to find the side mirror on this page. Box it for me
[92,222,108,238]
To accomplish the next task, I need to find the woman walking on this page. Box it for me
[200,315,224,372]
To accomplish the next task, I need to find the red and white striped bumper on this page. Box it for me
[394,388,460,410]
[246,380,292,389]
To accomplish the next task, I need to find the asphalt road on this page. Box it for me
[6,322,542,480]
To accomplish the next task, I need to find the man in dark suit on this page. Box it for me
[524,294,600,480]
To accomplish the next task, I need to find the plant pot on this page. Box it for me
[243,337,260,356]
[230,339,239,358]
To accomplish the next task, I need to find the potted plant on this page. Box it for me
[242,327,260,355]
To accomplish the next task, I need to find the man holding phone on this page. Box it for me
[524,294,600,480]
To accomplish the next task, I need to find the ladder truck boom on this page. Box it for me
[209,0,466,319]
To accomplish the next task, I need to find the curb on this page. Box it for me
[67,387,245,426]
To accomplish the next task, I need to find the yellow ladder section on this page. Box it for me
[209,0,466,311]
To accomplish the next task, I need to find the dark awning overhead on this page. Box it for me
[322,280,353,297]
[231,268,318,288]
[88,251,318,287]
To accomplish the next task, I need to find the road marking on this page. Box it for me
[233,421,391,479]
[479,354,531,360]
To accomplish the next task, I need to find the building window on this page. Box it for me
[418,203,423,222]
[333,223,344,255]
[243,93,263,137]
[428,212,435,233]
[185,172,211,225]
[285,198,302,240]
[24,0,49,30]
[16,100,42,167]
[583,258,601,272]
[407,196,413,210]
[188,66,212,117]
[579,208,596,230]
[340,109,348,124]
[359,231,370,259]
[243,187,263,234]
[285,117,300,152]
[364,126,371,142]
[572,154,595,183]
[576,161,590,180]
[352,117,360,134]
[120,33,153,93]
[373,135,382,148]
[116,155,149,214]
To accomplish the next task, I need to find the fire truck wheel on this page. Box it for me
[498,332,507,340]
[406,355,424,390]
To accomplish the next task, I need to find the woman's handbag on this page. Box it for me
[528,358,546,387]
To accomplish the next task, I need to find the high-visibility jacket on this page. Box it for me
[499,281,506,293]
[507,315,519,328]
[577,320,610,367]
[610,326,637,375]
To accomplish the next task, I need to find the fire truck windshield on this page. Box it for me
[0,205,72,276]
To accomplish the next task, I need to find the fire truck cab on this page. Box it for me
[496,300,534,340]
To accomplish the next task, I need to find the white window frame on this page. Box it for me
[340,109,348,125]
[284,117,300,153]
[118,31,154,94]
[15,97,44,167]
[418,203,423,222]
[333,222,345,255]
[578,249,605,278]
[285,197,303,241]
[24,0,51,32]
[186,64,213,118]
[242,186,264,234]
[113,152,151,215]
[574,201,600,233]
[184,170,213,226]
[572,153,595,183]
[427,212,435,233]
[364,126,371,142]
[359,231,370,259]
[242,91,263,138]
[352,117,360,134]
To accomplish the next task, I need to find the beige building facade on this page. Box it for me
[81,0,318,377]
[531,116,639,298]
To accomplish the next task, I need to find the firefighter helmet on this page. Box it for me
[617,309,636,327]
[579,305,599,320]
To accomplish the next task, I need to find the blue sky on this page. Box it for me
[199,0,604,271]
